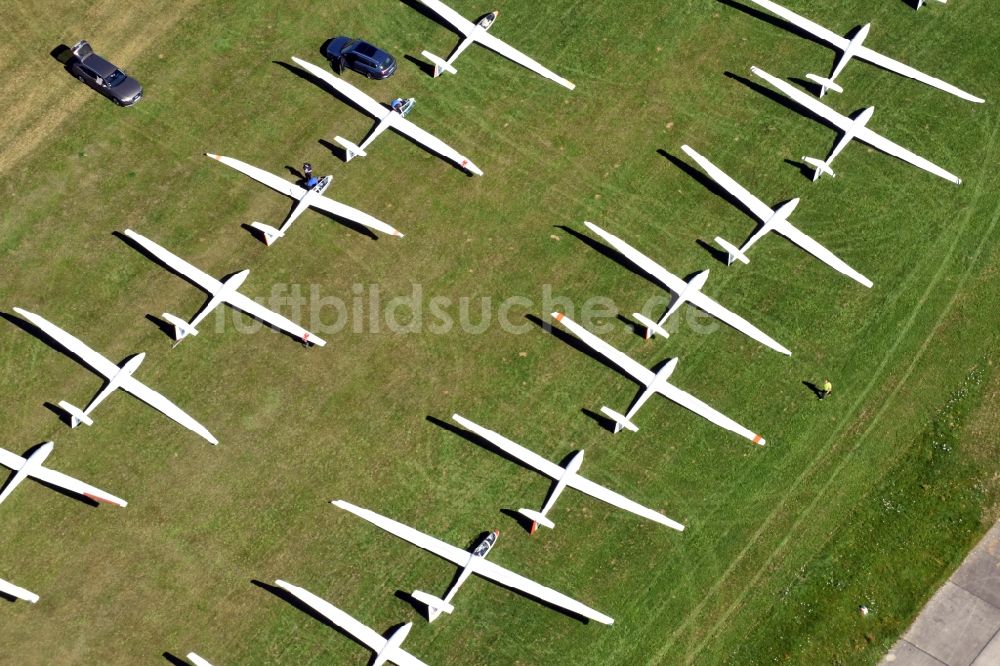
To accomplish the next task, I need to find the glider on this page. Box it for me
[917,0,946,8]
[0,441,127,507]
[123,229,325,347]
[12,307,218,444]
[331,499,613,624]
[750,66,962,184]
[274,580,428,666]
[550,312,765,444]
[744,0,980,102]
[205,153,403,245]
[186,655,213,666]
[681,144,873,288]
[290,56,483,175]
[0,578,38,603]
[452,414,684,534]
[583,220,792,351]
[414,0,575,90]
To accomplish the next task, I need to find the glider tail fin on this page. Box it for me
[248,221,284,246]
[411,590,455,622]
[517,509,555,534]
[57,401,93,428]
[334,136,367,162]
[162,313,198,343]
[600,406,639,434]
[420,51,457,77]
[804,73,844,97]
[802,156,836,181]
[631,312,670,341]
[713,237,751,265]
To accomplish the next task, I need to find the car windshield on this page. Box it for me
[106,69,127,86]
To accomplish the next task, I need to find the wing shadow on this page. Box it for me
[398,0,464,37]
[253,579,405,658]
[715,0,835,49]
[557,225,653,286]
[161,652,188,666]
[427,415,540,476]
[2,311,113,411]
[525,314,631,382]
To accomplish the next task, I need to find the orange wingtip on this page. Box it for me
[552,312,564,321]
[529,522,538,535]
[752,434,765,446]
[84,492,122,506]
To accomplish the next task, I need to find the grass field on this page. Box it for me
[2,0,1000,663]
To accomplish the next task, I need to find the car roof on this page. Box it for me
[351,41,379,58]
[82,54,119,78]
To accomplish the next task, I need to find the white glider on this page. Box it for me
[0,578,38,603]
[0,442,127,507]
[186,655,213,666]
[551,312,765,444]
[415,0,575,90]
[123,229,325,347]
[413,529,499,623]
[290,56,483,175]
[452,414,684,535]
[750,66,962,185]
[205,153,403,245]
[12,307,218,444]
[681,145,873,288]
[583,220,792,351]
[331,499,613,624]
[917,0,947,8]
[274,580,428,666]
[745,0,979,102]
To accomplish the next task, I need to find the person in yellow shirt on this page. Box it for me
[819,378,833,400]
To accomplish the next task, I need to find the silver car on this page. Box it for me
[66,40,142,106]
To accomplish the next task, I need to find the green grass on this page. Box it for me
[1,1,999,664]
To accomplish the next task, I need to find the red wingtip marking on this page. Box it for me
[84,492,118,505]
[753,434,763,445]
[529,522,537,535]
[303,333,310,343]
[553,312,564,321]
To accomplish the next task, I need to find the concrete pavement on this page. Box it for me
[882,522,1000,665]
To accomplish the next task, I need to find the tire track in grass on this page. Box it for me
[686,187,1000,665]
[643,112,999,665]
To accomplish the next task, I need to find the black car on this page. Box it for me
[322,37,396,79]
[66,40,143,106]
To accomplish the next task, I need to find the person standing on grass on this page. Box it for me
[303,162,318,188]
[819,378,833,400]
